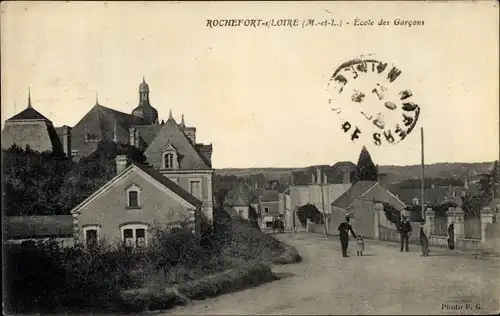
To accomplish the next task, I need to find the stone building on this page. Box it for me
[1,91,69,156]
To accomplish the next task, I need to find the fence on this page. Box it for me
[464,217,481,239]
[433,216,448,236]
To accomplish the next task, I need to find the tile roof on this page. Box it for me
[144,117,212,170]
[6,107,52,122]
[4,215,73,239]
[71,104,149,153]
[135,164,202,207]
[261,190,280,202]
[331,181,378,208]
[391,186,468,205]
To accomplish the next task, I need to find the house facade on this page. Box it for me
[330,181,406,238]
[290,167,352,228]
[71,156,203,247]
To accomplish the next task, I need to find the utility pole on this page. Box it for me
[421,127,425,223]
[319,168,329,236]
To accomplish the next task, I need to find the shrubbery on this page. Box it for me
[4,214,301,314]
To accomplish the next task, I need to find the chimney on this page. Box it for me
[323,173,328,184]
[290,174,295,186]
[316,167,321,185]
[61,125,72,157]
[343,167,350,184]
[129,128,136,147]
[311,172,315,185]
[116,155,128,175]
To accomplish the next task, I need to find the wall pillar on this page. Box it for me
[447,207,465,241]
[373,203,383,240]
[481,206,494,244]
[425,209,435,236]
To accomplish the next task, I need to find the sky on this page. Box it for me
[1,1,499,168]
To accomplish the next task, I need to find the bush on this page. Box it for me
[177,263,277,300]
[4,215,301,313]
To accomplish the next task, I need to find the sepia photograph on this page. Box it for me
[1,1,499,315]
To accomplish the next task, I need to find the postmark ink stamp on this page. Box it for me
[327,55,420,146]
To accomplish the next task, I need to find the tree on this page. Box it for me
[2,144,74,216]
[297,204,322,226]
[356,146,378,182]
[247,204,260,231]
[478,160,499,203]
[58,140,147,213]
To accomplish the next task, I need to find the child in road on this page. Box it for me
[356,235,365,256]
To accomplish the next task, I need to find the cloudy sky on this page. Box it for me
[1,1,498,168]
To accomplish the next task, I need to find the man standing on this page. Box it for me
[338,216,357,257]
[398,216,412,252]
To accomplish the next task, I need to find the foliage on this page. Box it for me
[2,145,74,216]
[247,205,261,231]
[393,177,464,190]
[4,212,301,314]
[373,200,401,224]
[58,140,148,213]
[355,146,378,182]
[461,161,499,218]
[297,204,323,226]
[428,201,457,217]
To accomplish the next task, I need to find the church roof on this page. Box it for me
[6,107,52,122]
[71,103,148,154]
[144,116,212,170]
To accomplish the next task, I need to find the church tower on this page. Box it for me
[131,77,159,125]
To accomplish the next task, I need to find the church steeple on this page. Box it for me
[132,77,159,125]
[28,87,32,108]
[168,109,173,120]
[139,77,149,103]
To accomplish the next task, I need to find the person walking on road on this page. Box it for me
[398,216,412,252]
[338,216,357,257]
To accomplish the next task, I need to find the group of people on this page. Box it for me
[337,213,431,257]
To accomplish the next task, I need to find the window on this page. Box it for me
[120,224,148,247]
[264,207,269,213]
[161,144,179,170]
[190,180,202,199]
[128,191,138,208]
[412,197,419,205]
[126,184,141,209]
[164,153,174,169]
[83,225,100,248]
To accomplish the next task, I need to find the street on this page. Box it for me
[163,233,500,315]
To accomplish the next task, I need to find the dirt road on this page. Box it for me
[163,233,500,315]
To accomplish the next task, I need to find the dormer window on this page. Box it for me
[126,184,142,209]
[412,197,419,205]
[161,143,179,170]
[164,153,174,169]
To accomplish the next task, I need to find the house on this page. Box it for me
[392,184,469,207]
[290,166,352,228]
[260,190,281,228]
[223,186,251,219]
[1,91,70,156]
[4,215,74,247]
[71,155,203,247]
[330,180,406,238]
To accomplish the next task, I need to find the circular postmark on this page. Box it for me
[327,55,420,146]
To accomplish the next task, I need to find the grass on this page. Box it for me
[3,210,302,314]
